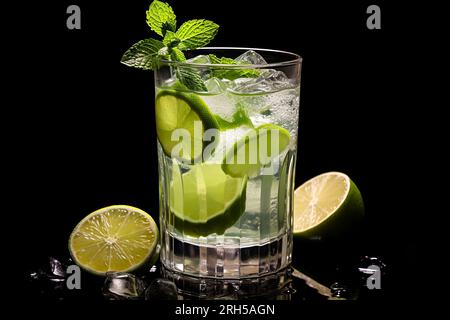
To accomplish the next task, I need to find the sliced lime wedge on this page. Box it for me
[293,172,364,238]
[155,90,219,163]
[69,205,159,275]
[222,123,291,178]
[169,163,247,237]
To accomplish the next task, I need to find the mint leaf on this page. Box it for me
[208,54,260,80]
[176,68,207,91]
[146,0,176,36]
[163,30,180,47]
[121,38,164,70]
[208,54,235,65]
[158,46,169,56]
[176,19,219,50]
[170,47,186,62]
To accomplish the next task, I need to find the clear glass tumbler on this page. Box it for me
[155,47,302,279]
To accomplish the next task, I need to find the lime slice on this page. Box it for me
[169,163,247,237]
[69,205,159,275]
[155,90,219,163]
[222,123,291,178]
[293,172,364,238]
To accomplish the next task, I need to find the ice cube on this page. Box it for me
[230,85,300,140]
[29,256,68,282]
[235,50,267,65]
[178,55,212,83]
[27,256,73,300]
[103,272,147,300]
[205,77,227,94]
[46,256,67,278]
[201,90,236,121]
[186,55,211,64]
[230,69,292,94]
[145,278,178,300]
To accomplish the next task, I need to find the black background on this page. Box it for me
[10,0,425,305]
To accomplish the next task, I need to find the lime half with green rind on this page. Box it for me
[293,172,364,239]
[69,205,159,275]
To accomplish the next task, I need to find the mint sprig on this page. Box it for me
[121,0,255,91]
[146,0,176,36]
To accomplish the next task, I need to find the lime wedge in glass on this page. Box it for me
[155,90,219,163]
[293,172,364,238]
[69,205,159,275]
[222,123,291,178]
[169,163,247,237]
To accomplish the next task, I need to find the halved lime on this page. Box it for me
[169,163,247,237]
[69,205,159,275]
[293,172,364,238]
[222,123,291,178]
[155,90,219,163]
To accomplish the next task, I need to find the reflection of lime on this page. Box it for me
[222,124,290,178]
[169,163,247,237]
[69,205,159,275]
[155,90,219,162]
[293,172,364,238]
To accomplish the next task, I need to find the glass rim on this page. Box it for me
[160,47,302,69]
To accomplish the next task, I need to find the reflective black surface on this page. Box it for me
[26,240,387,301]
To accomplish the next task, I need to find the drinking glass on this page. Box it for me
[155,47,302,279]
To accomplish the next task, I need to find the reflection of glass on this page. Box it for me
[156,48,302,279]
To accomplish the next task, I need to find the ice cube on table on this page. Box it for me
[235,50,268,65]
[103,272,147,300]
[27,256,74,300]
[230,69,292,93]
[46,256,67,279]
[29,256,68,282]
[145,278,178,300]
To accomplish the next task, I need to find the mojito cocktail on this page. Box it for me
[155,48,301,278]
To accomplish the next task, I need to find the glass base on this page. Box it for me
[161,231,293,278]
[161,264,294,299]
